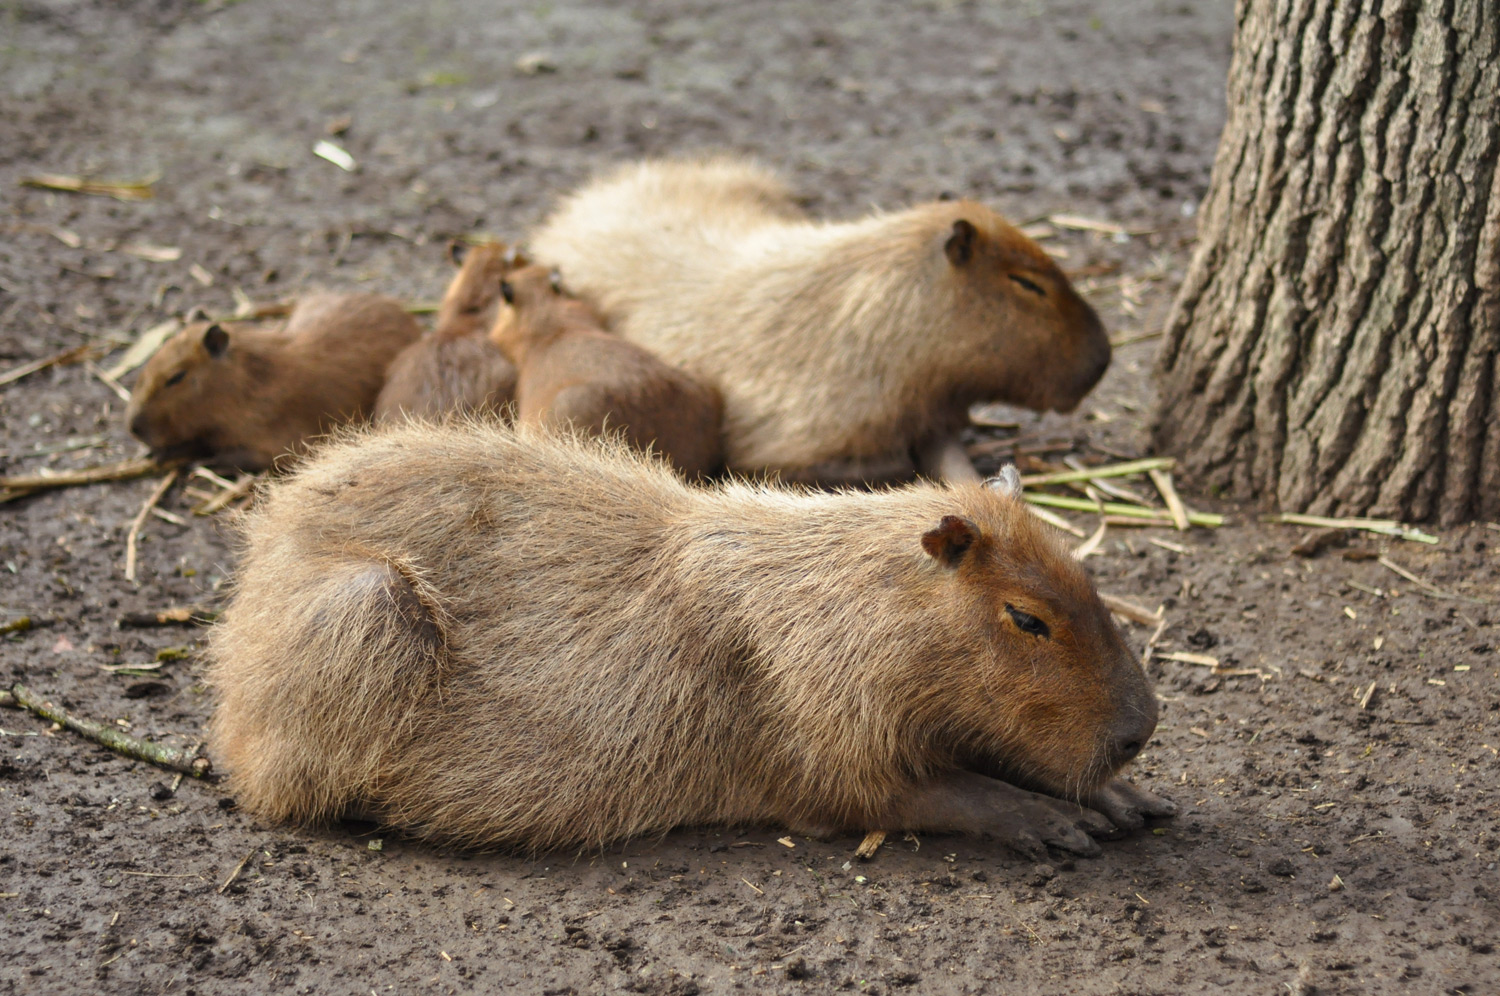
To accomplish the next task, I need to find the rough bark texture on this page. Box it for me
[1152,0,1500,524]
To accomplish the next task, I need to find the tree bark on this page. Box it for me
[1152,0,1500,524]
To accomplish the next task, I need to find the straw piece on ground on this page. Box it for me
[1154,650,1219,667]
[855,830,887,860]
[0,456,169,498]
[124,470,178,582]
[1019,457,1174,488]
[3,682,211,777]
[104,317,182,381]
[1148,468,1190,531]
[1072,518,1107,560]
[1023,502,1087,538]
[85,360,132,402]
[194,472,262,515]
[20,173,156,201]
[1100,592,1163,626]
[1377,555,1488,604]
[1025,493,1224,527]
[1261,512,1438,545]
[0,343,101,388]
[116,605,218,629]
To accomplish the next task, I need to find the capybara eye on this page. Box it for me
[164,370,186,388]
[1009,274,1046,297]
[1005,604,1050,639]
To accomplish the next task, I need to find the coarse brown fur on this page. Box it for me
[374,242,520,424]
[528,157,1111,483]
[126,294,422,471]
[490,265,723,478]
[207,421,1160,853]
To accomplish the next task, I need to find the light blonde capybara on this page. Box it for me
[126,294,422,470]
[373,242,521,424]
[528,157,1112,485]
[207,421,1171,854]
[489,264,723,478]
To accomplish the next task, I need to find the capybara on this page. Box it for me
[127,293,422,470]
[528,157,1111,484]
[207,421,1171,854]
[489,265,723,478]
[373,241,520,424]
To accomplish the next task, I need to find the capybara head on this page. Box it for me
[935,201,1110,413]
[127,321,253,460]
[437,241,527,336]
[918,468,1156,798]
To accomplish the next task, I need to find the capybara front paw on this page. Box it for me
[1080,778,1177,835]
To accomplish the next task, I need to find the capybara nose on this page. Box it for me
[1107,694,1158,769]
[128,412,148,440]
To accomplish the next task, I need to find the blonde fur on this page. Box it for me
[127,294,421,471]
[374,243,519,423]
[528,157,1111,480]
[207,420,1157,852]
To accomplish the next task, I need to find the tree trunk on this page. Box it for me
[1151,0,1500,525]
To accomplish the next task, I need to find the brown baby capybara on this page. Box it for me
[489,265,723,478]
[126,293,422,471]
[528,157,1112,485]
[207,421,1172,855]
[373,241,520,424]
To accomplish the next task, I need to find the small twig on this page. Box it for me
[0,343,103,388]
[218,849,257,894]
[0,456,174,501]
[3,682,211,778]
[1026,493,1224,527]
[124,470,178,582]
[1109,328,1164,349]
[1358,681,1378,710]
[1377,556,1488,604]
[1262,512,1438,545]
[740,877,765,896]
[855,830,887,859]
[1100,592,1164,626]
[1148,468,1190,532]
[1019,457,1174,488]
[1023,502,1087,538]
[1072,518,1107,560]
[116,604,217,629]
[84,359,132,402]
[20,172,156,201]
[193,472,261,515]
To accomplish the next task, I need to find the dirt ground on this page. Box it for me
[2,1,1497,993]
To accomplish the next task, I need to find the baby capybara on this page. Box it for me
[127,293,421,470]
[374,241,520,424]
[490,265,723,478]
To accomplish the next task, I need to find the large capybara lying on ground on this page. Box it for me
[528,157,1111,485]
[207,421,1171,854]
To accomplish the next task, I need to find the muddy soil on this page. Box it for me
[1,1,1496,994]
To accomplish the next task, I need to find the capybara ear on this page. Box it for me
[202,323,230,359]
[499,280,515,306]
[921,514,980,567]
[548,269,563,294]
[984,464,1022,499]
[447,239,469,267]
[503,244,525,268]
[944,219,977,267]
